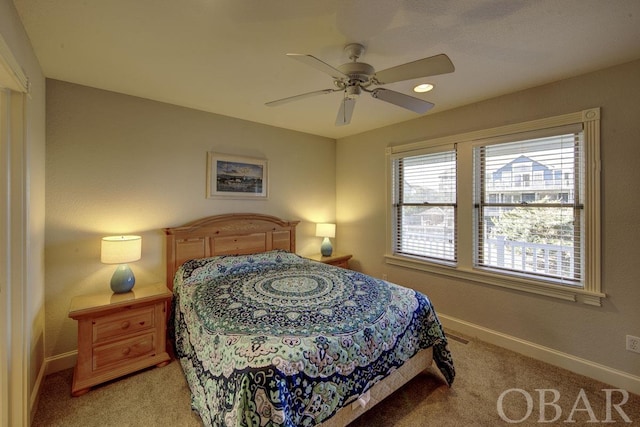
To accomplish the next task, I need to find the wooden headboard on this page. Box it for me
[163,213,299,290]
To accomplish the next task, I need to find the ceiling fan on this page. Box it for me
[265,43,455,126]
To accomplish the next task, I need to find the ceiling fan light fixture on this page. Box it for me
[414,83,434,93]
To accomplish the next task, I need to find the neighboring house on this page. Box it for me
[402,153,572,238]
[488,155,572,204]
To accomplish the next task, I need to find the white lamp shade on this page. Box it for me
[101,236,142,264]
[315,223,336,238]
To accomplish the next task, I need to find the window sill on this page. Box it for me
[384,254,605,306]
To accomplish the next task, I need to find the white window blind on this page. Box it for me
[392,148,457,263]
[387,108,601,304]
[474,128,584,285]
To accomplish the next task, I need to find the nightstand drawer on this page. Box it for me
[93,306,155,343]
[93,332,156,371]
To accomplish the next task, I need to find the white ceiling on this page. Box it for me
[12,0,640,139]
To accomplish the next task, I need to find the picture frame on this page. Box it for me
[207,152,268,199]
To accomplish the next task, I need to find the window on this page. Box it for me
[386,108,602,305]
[474,131,583,285]
[391,147,456,264]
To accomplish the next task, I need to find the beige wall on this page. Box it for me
[43,57,640,388]
[1,0,46,422]
[336,59,640,379]
[45,80,335,358]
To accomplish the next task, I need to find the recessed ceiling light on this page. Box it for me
[414,83,434,93]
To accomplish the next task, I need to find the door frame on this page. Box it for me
[0,34,29,427]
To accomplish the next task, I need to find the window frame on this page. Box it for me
[385,108,603,306]
[473,126,584,285]
[390,145,458,265]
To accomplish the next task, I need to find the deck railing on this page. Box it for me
[401,227,577,279]
[483,235,576,278]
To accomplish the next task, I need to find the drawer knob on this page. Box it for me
[121,321,130,329]
[122,347,131,355]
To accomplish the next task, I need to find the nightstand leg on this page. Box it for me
[156,360,170,368]
[71,387,91,397]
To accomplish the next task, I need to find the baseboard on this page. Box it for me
[31,351,76,423]
[439,314,640,396]
[44,350,77,376]
[29,361,46,424]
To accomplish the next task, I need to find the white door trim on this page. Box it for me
[0,32,29,427]
[0,86,11,427]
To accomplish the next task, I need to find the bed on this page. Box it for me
[164,213,455,426]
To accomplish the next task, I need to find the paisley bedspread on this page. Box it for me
[172,250,455,427]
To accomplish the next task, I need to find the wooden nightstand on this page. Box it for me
[307,253,352,269]
[68,283,172,396]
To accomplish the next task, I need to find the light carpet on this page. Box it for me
[33,332,640,426]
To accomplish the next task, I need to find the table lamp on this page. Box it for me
[101,235,142,293]
[315,223,336,257]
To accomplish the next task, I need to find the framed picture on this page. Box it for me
[207,153,268,199]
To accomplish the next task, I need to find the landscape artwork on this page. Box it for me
[207,153,268,199]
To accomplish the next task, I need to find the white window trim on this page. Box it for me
[386,108,603,306]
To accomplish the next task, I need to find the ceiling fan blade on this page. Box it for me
[371,88,434,114]
[287,53,348,80]
[374,54,455,84]
[265,89,336,107]
[336,97,356,126]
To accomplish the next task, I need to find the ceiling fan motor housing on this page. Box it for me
[337,62,375,84]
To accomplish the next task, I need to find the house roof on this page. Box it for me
[494,155,550,174]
